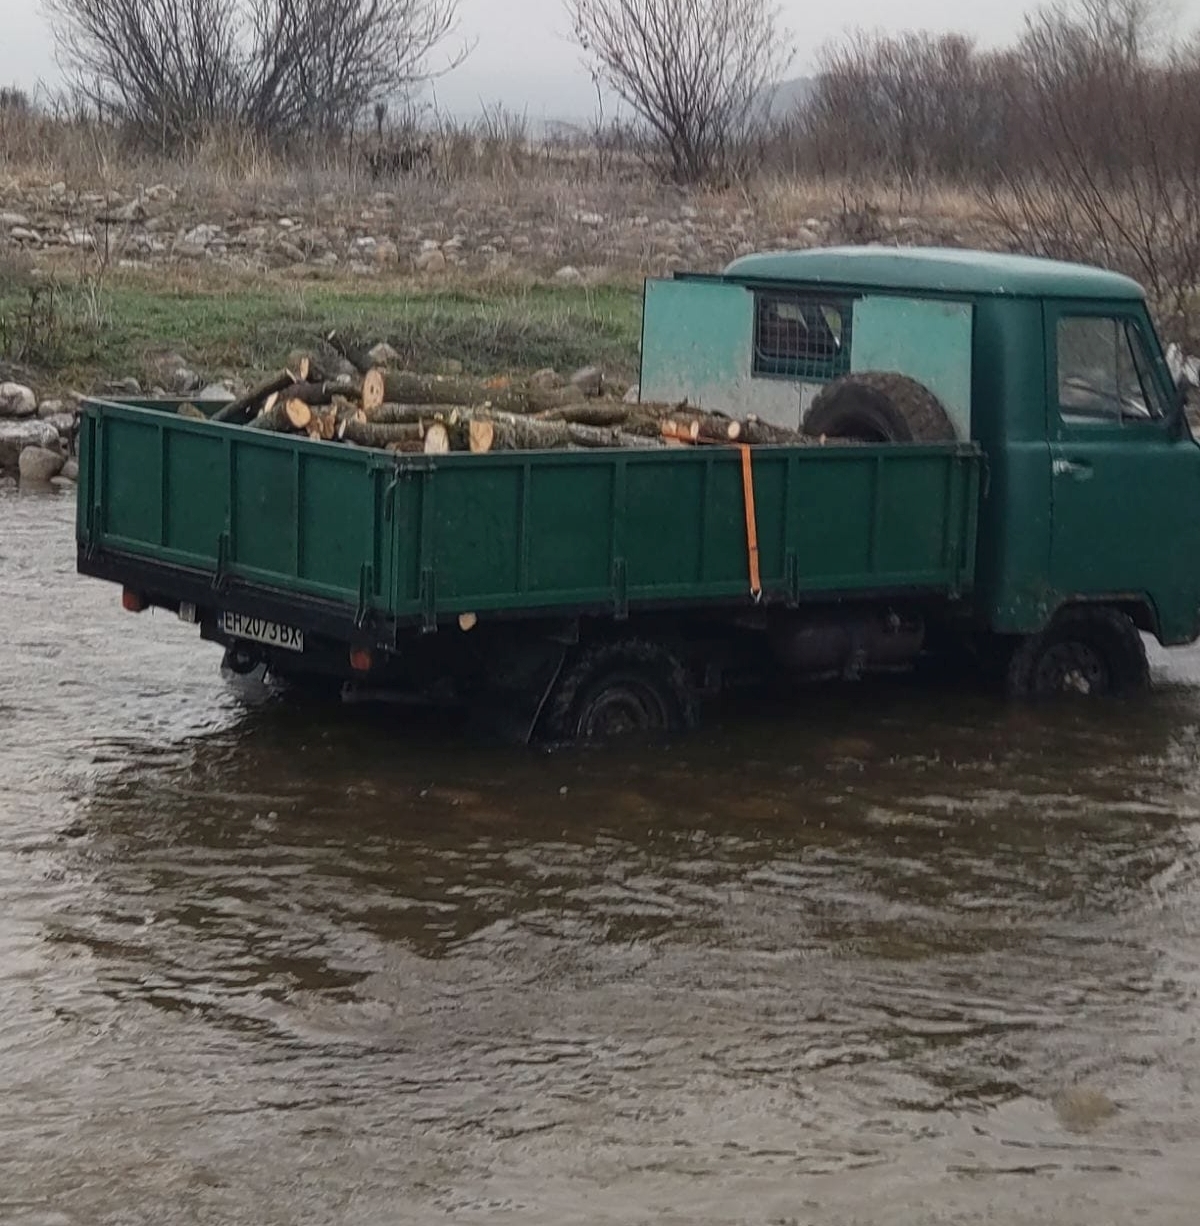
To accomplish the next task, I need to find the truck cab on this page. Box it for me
[641,246,1200,660]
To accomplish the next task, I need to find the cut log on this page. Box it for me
[249,394,310,432]
[325,330,375,376]
[361,368,585,415]
[536,402,631,427]
[669,411,741,442]
[285,399,313,430]
[424,422,451,454]
[738,416,806,445]
[272,380,358,409]
[469,418,495,453]
[341,420,424,448]
[176,402,206,420]
[212,371,296,424]
[363,402,461,426]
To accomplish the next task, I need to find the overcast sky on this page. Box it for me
[7,0,1200,119]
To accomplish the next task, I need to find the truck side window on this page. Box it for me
[754,294,852,379]
[1057,315,1166,424]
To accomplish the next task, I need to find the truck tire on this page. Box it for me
[804,372,956,443]
[1005,606,1149,698]
[538,639,699,743]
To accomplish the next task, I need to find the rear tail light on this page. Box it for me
[121,589,147,613]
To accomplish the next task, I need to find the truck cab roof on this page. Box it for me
[722,246,1145,302]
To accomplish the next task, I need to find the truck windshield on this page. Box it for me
[1057,315,1167,424]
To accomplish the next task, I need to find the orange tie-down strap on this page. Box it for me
[738,443,762,602]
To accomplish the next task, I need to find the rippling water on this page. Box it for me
[2,484,1199,1223]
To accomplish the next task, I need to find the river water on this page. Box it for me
[2,485,1199,1224]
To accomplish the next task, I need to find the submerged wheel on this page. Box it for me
[538,639,699,743]
[1006,606,1149,698]
[803,371,957,443]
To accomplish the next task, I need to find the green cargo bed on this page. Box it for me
[77,399,981,640]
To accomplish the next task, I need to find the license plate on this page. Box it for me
[220,611,304,652]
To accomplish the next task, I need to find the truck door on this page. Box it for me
[1046,302,1200,643]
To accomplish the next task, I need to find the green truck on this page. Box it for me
[76,247,1198,740]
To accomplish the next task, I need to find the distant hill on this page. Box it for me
[758,76,814,120]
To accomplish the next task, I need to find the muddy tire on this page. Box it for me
[804,371,957,443]
[538,639,699,743]
[1005,606,1149,699]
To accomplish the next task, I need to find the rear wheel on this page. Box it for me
[1005,606,1149,698]
[538,639,699,743]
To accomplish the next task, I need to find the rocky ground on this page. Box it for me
[0,380,80,489]
[0,173,991,283]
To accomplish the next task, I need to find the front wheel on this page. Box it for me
[538,639,699,743]
[1005,607,1149,698]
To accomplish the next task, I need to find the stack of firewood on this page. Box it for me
[190,333,811,454]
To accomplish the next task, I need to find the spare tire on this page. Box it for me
[803,372,956,443]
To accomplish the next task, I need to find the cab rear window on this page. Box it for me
[753,294,852,379]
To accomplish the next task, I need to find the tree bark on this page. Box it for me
[361,369,584,415]
[212,371,296,424]
[738,416,806,445]
[341,420,425,448]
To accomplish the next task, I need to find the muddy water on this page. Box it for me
[2,485,1200,1224]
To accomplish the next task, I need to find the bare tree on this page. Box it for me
[566,0,793,183]
[45,0,463,149]
[984,0,1200,340]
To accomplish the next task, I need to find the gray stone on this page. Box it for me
[50,475,75,489]
[277,240,306,263]
[165,367,199,394]
[8,226,38,243]
[312,251,339,267]
[419,238,441,252]
[570,365,604,397]
[350,236,378,257]
[0,211,30,227]
[61,457,79,481]
[623,383,641,404]
[554,265,583,285]
[18,445,65,483]
[368,342,401,366]
[373,237,400,265]
[0,382,37,418]
[575,211,604,227]
[182,223,221,247]
[45,412,77,437]
[415,247,447,273]
[37,398,66,419]
[195,383,232,401]
[105,377,142,395]
[530,368,563,390]
[145,183,175,202]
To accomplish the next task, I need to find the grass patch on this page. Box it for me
[0,268,644,391]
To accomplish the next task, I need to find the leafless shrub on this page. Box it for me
[566,0,794,183]
[985,0,1200,341]
[45,0,466,150]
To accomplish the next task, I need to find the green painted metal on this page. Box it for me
[724,247,1146,301]
[639,277,752,406]
[77,401,980,626]
[851,296,973,438]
